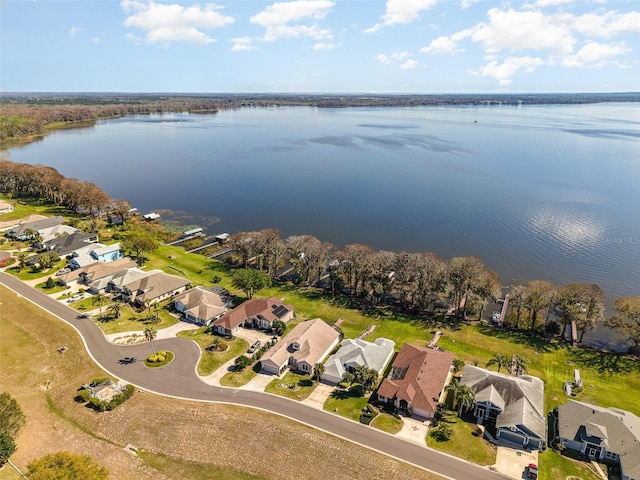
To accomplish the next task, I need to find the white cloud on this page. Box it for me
[366,0,438,33]
[313,42,335,50]
[375,51,417,70]
[69,26,85,38]
[251,0,334,42]
[420,35,463,54]
[91,37,101,43]
[572,11,640,38]
[561,41,630,68]
[121,0,234,46]
[231,37,256,51]
[400,59,419,70]
[470,56,544,85]
[460,0,480,9]
[535,0,574,7]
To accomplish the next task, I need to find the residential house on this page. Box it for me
[36,224,80,244]
[6,215,65,240]
[68,243,124,269]
[460,365,546,450]
[0,200,13,214]
[80,258,138,293]
[83,379,127,403]
[43,232,99,258]
[321,337,395,385]
[0,214,47,232]
[174,286,232,326]
[121,271,190,306]
[260,318,340,376]
[106,268,154,295]
[377,344,454,419]
[557,400,640,480]
[212,296,294,337]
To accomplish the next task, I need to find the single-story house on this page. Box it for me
[107,268,155,296]
[43,232,99,258]
[260,318,340,376]
[321,337,395,385]
[0,200,14,214]
[0,214,48,232]
[82,379,127,403]
[121,271,190,306]
[68,243,123,269]
[557,400,640,480]
[212,296,294,336]
[174,286,232,326]
[377,343,454,419]
[5,215,65,240]
[460,365,546,451]
[36,224,80,244]
[81,258,139,293]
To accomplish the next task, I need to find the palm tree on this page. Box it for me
[313,363,325,383]
[16,252,28,270]
[452,359,465,376]
[445,377,460,406]
[486,353,510,373]
[513,355,529,375]
[106,303,122,319]
[92,293,107,320]
[144,326,157,354]
[454,384,476,417]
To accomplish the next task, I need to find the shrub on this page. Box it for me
[90,377,109,387]
[429,424,453,442]
[0,432,17,467]
[76,389,91,402]
[234,355,252,371]
[45,277,56,288]
[212,275,222,283]
[148,352,167,363]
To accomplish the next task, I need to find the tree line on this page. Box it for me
[229,229,639,350]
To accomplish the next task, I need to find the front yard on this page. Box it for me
[323,388,370,422]
[219,362,260,387]
[426,411,497,466]
[177,328,249,376]
[264,372,317,401]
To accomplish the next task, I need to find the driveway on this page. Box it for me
[234,327,275,346]
[304,382,335,410]
[493,447,538,480]
[396,415,430,445]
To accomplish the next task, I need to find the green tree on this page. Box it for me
[234,355,252,371]
[123,232,159,266]
[429,423,453,441]
[0,392,25,438]
[453,384,476,416]
[272,320,286,336]
[231,268,272,299]
[16,251,28,270]
[452,359,465,376]
[144,326,157,354]
[106,303,122,319]
[352,365,378,394]
[0,432,16,467]
[513,355,529,374]
[26,451,109,480]
[486,353,510,373]
[607,296,640,352]
[92,293,107,321]
[313,363,325,382]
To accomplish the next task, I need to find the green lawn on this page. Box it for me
[145,350,175,368]
[6,264,60,281]
[84,301,178,335]
[538,449,600,480]
[177,328,249,376]
[219,362,260,387]
[426,411,497,466]
[35,279,68,294]
[264,372,317,401]
[370,413,403,434]
[137,451,267,480]
[323,388,370,421]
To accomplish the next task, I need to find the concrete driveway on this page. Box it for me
[493,447,538,480]
[234,327,275,346]
[304,382,335,410]
[396,415,430,445]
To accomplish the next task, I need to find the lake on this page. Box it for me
[5,103,639,348]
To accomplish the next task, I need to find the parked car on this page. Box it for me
[247,340,261,354]
[55,268,71,276]
[67,293,84,303]
[526,463,538,479]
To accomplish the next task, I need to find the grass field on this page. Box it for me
[219,362,260,387]
[177,328,248,376]
[370,413,403,434]
[426,411,497,466]
[323,388,370,422]
[0,285,443,480]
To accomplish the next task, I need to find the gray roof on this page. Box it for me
[322,338,395,383]
[43,232,98,256]
[8,215,65,238]
[461,365,545,440]
[558,400,640,479]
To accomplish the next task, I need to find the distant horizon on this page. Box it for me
[3,91,639,96]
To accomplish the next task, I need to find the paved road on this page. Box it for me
[0,272,507,480]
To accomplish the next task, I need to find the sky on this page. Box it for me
[1,0,639,93]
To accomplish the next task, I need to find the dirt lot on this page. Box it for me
[0,285,442,480]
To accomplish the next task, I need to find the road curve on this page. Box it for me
[0,272,507,480]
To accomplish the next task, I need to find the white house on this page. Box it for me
[321,337,395,385]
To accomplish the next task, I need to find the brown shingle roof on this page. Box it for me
[213,296,293,331]
[378,344,453,415]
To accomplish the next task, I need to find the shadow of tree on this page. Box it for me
[476,325,559,353]
[568,348,640,374]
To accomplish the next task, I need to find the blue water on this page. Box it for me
[6,104,640,304]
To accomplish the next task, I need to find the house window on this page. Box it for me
[301,364,308,371]
[605,451,617,459]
